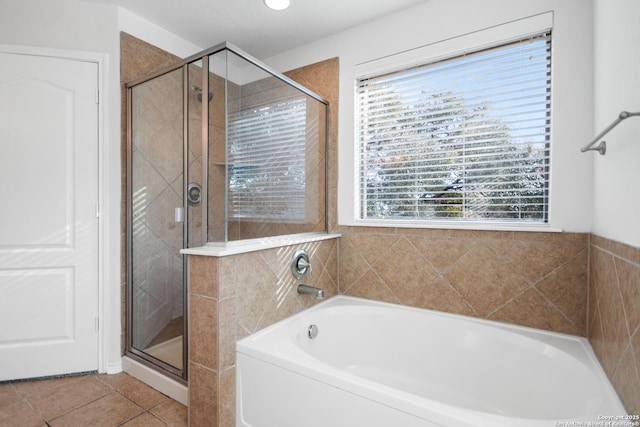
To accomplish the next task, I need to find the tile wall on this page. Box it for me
[187,238,339,426]
[285,58,339,232]
[120,32,183,353]
[186,62,207,247]
[339,226,589,335]
[129,67,185,348]
[204,64,227,242]
[589,235,640,413]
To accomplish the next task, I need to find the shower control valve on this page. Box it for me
[187,182,202,206]
[291,249,312,279]
[297,257,312,277]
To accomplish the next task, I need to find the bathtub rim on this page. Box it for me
[238,294,595,355]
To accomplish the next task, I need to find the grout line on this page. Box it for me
[586,233,591,336]
[534,286,581,335]
[591,243,640,268]
[437,275,479,317]
[483,285,531,319]
[436,238,481,276]
[13,384,47,425]
[612,257,633,343]
[532,245,587,287]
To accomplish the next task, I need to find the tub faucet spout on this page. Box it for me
[297,284,325,300]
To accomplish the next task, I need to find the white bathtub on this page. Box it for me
[236,296,625,427]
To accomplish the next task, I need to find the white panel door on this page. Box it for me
[0,51,99,380]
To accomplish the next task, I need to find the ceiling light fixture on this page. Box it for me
[264,0,290,10]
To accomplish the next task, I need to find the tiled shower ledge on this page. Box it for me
[180,232,341,257]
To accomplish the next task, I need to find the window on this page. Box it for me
[356,32,551,223]
[227,97,307,220]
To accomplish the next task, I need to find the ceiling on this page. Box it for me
[85,0,429,58]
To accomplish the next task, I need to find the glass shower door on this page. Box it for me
[129,67,186,377]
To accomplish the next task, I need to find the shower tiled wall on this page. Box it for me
[129,68,185,347]
[339,226,589,335]
[120,32,183,353]
[187,238,339,426]
[589,235,640,413]
[285,58,339,233]
[205,67,227,242]
[186,62,207,247]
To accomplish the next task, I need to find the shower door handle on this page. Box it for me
[175,207,184,223]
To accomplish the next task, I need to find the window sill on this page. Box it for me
[351,219,563,233]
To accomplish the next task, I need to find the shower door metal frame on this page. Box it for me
[125,42,329,383]
[125,64,189,383]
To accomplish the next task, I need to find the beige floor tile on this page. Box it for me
[121,412,169,426]
[0,398,47,427]
[96,372,140,390]
[118,377,171,410]
[0,383,22,409]
[48,392,144,427]
[4,373,187,427]
[14,375,112,420]
[150,399,188,427]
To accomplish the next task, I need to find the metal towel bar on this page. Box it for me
[581,111,640,155]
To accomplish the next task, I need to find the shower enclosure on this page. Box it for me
[126,42,328,381]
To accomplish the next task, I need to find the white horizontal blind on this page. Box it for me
[357,33,551,223]
[227,97,306,220]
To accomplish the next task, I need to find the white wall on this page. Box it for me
[0,0,203,374]
[266,0,594,233]
[593,0,640,248]
[118,8,203,58]
[0,0,123,374]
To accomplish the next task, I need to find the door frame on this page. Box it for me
[0,44,115,375]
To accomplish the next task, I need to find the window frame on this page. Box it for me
[353,12,557,231]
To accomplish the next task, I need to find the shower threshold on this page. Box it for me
[122,356,188,405]
[145,336,183,369]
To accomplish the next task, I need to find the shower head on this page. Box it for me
[191,85,213,103]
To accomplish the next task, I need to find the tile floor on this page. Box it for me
[0,372,187,427]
